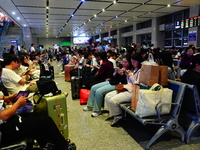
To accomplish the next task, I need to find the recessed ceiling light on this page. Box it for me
[94,14,97,17]
[125,20,127,22]
[102,9,105,12]
[167,4,170,7]
[12,12,16,15]
[71,14,74,17]
[113,1,116,4]
[46,7,49,9]
[116,16,118,18]
[17,17,20,20]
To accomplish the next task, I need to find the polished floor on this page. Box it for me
[52,61,200,150]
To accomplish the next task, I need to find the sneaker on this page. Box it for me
[83,106,92,111]
[111,116,122,127]
[91,112,101,117]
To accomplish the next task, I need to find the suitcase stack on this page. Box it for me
[64,65,74,81]
[34,93,68,138]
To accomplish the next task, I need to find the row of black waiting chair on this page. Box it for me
[120,80,200,150]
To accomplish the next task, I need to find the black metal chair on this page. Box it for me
[120,80,186,149]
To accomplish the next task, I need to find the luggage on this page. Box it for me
[71,76,81,100]
[80,89,90,104]
[64,65,74,81]
[34,93,68,138]
[40,64,54,79]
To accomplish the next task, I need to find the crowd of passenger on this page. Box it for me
[1,42,200,148]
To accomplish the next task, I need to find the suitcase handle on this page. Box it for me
[60,113,65,125]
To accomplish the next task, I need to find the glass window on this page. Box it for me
[173,29,182,38]
[164,39,172,46]
[174,38,182,46]
[174,13,183,22]
[165,31,172,38]
[183,38,188,47]
[183,28,188,37]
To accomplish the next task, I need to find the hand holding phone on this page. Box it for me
[24,70,30,75]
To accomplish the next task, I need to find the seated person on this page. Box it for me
[86,52,114,89]
[83,55,133,117]
[108,52,117,68]
[1,54,38,94]
[0,92,69,149]
[179,47,193,70]
[182,54,200,92]
[104,53,144,127]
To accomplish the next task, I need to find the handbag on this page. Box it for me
[80,89,90,104]
[136,83,173,118]
[36,79,61,96]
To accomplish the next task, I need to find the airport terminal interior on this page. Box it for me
[1,0,200,150]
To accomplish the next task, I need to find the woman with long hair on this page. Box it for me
[104,53,144,126]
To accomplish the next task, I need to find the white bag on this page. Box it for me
[136,83,173,118]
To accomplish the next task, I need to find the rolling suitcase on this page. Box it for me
[33,93,68,138]
[65,65,74,81]
[71,67,82,100]
[71,76,81,99]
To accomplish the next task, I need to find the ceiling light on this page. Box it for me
[125,20,127,22]
[94,14,97,17]
[46,7,49,9]
[12,12,16,15]
[71,14,74,17]
[102,9,105,12]
[116,16,118,18]
[23,24,27,27]
[65,23,68,25]
[167,4,170,7]
[113,1,116,4]
[17,17,20,20]
[81,0,85,2]
[88,19,91,22]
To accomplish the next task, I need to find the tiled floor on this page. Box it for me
[52,61,200,150]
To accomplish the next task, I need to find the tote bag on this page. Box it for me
[136,83,173,118]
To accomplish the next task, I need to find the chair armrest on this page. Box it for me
[155,103,178,119]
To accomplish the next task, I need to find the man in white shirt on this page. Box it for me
[108,52,117,68]
[30,43,35,53]
[1,54,37,94]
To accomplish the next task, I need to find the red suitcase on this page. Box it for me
[64,65,74,81]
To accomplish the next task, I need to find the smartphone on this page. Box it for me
[24,70,30,75]
[13,91,30,103]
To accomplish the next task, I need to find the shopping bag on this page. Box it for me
[158,66,168,86]
[131,84,140,111]
[80,89,90,104]
[131,84,150,111]
[139,53,159,86]
[136,83,173,118]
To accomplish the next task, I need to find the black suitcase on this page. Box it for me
[71,67,82,100]
[71,76,81,99]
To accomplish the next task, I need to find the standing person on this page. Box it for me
[30,44,35,53]
[8,45,15,55]
[104,53,144,126]
[21,46,27,54]
[83,55,133,117]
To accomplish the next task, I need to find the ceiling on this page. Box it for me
[0,0,200,38]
